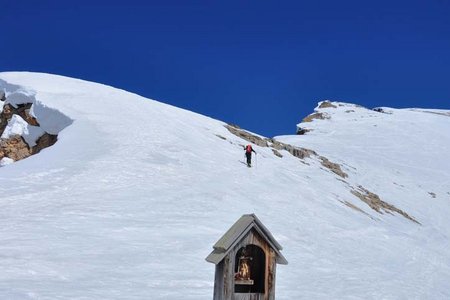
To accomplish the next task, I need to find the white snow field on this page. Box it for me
[0,72,449,299]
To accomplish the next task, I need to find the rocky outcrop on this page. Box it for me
[319,156,348,178]
[0,104,12,132]
[272,149,283,158]
[225,124,318,160]
[268,139,317,159]
[302,112,329,123]
[0,135,31,161]
[225,124,268,147]
[0,103,39,132]
[297,101,335,132]
[31,133,58,155]
[351,185,420,224]
[318,101,337,109]
[0,97,58,165]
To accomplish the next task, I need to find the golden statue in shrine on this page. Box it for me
[235,249,254,285]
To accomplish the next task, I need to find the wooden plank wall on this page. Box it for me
[214,229,277,300]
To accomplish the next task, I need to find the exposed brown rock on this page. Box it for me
[12,103,40,126]
[32,133,58,155]
[318,101,337,109]
[302,112,329,123]
[224,124,268,147]
[319,156,348,178]
[225,124,316,159]
[20,108,39,126]
[0,99,59,165]
[269,139,317,159]
[428,192,436,198]
[0,103,40,134]
[351,185,420,224]
[0,135,31,161]
[268,140,283,151]
[0,104,13,134]
[272,149,283,158]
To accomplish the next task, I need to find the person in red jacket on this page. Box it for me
[244,144,256,167]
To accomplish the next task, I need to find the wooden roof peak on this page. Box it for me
[206,214,288,265]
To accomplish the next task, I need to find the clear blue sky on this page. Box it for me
[2,0,449,136]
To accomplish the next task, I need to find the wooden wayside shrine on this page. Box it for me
[206,214,287,300]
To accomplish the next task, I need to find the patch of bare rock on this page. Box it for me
[319,156,348,178]
[302,112,329,123]
[225,124,268,147]
[318,101,337,109]
[0,135,30,161]
[301,101,336,123]
[351,185,420,224]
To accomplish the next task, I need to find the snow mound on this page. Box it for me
[0,156,14,166]
[5,89,36,108]
[0,79,73,135]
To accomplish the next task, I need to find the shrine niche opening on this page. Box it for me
[234,245,265,294]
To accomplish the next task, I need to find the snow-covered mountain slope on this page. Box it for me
[0,72,449,299]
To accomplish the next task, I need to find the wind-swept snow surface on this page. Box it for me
[0,73,449,299]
